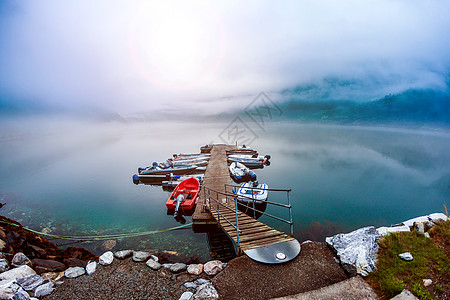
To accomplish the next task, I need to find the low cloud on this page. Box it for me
[1,0,449,115]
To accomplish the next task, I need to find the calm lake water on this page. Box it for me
[0,116,449,261]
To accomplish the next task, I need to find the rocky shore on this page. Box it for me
[0,212,448,299]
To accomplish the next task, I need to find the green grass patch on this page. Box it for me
[367,220,450,299]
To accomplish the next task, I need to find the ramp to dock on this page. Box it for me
[193,144,301,264]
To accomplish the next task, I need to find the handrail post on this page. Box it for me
[216,191,220,226]
[287,190,293,237]
[235,196,240,245]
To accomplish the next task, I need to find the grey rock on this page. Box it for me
[86,261,97,275]
[0,281,30,300]
[100,239,116,251]
[391,289,419,300]
[132,251,151,262]
[414,222,425,235]
[183,281,198,289]
[0,265,36,282]
[150,255,159,262]
[326,226,380,276]
[162,263,173,269]
[399,252,414,261]
[64,266,86,278]
[195,278,210,285]
[114,250,133,260]
[193,283,219,300]
[203,260,223,276]
[187,264,203,275]
[170,263,187,273]
[34,282,54,297]
[179,291,194,300]
[0,258,9,273]
[145,259,161,270]
[424,232,430,238]
[0,240,8,252]
[99,251,114,265]
[11,253,32,268]
[16,274,45,291]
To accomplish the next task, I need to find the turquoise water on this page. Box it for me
[0,116,449,260]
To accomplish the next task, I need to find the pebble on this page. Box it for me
[146,259,162,270]
[162,263,173,269]
[65,266,86,278]
[100,239,117,251]
[170,263,187,273]
[179,291,194,300]
[187,264,203,275]
[34,282,55,297]
[193,283,219,299]
[203,260,223,276]
[12,252,32,268]
[86,261,97,275]
[195,278,210,285]
[132,251,151,262]
[183,281,198,289]
[399,252,414,261]
[0,258,9,272]
[16,274,45,291]
[423,279,432,287]
[150,254,159,262]
[99,251,114,265]
[0,240,7,252]
[114,250,133,259]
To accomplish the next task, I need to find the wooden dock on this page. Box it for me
[193,144,236,225]
[193,145,300,263]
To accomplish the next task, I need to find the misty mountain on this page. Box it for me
[271,88,450,127]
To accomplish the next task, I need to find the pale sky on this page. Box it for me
[1,0,449,115]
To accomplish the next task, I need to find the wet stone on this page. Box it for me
[34,282,55,297]
[203,260,223,276]
[183,281,198,289]
[28,245,46,258]
[0,265,36,282]
[170,263,187,273]
[32,259,66,274]
[0,258,9,272]
[179,291,194,300]
[146,259,162,271]
[99,251,114,265]
[114,250,133,260]
[63,258,87,268]
[187,264,203,276]
[100,239,117,251]
[86,261,97,275]
[16,274,45,291]
[12,252,32,268]
[65,266,86,278]
[133,251,151,262]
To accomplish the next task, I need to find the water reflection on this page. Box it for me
[0,117,449,259]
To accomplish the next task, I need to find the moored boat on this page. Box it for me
[233,181,268,219]
[138,162,198,176]
[229,162,257,183]
[162,174,204,187]
[166,177,200,217]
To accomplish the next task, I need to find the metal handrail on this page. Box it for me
[204,184,295,242]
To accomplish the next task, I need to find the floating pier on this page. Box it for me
[193,144,301,264]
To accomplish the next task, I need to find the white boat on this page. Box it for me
[227,156,267,168]
[229,162,257,183]
[235,181,268,203]
[173,158,209,167]
[228,154,270,161]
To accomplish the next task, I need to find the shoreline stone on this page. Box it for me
[132,251,151,262]
[204,260,223,276]
[99,251,114,266]
[114,250,133,260]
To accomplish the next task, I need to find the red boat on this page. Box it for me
[166,177,200,215]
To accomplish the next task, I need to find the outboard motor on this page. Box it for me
[132,174,139,184]
[253,180,259,188]
[173,194,185,218]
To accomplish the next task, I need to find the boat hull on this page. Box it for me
[166,177,200,211]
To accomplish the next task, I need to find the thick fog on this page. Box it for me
[1,0,449,115]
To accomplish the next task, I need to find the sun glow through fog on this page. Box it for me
[129,2,225,90]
